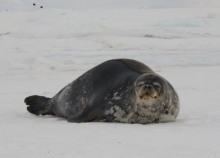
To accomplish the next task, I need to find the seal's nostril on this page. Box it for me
[144,85,152,90]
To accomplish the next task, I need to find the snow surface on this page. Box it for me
[2,0,220,11]
[1,1,220,158]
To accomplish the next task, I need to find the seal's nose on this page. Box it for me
[144,85,152,91]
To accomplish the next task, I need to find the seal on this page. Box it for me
[25,59,179,124]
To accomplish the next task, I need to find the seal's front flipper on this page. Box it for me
[67,107,99,123]
[67,114,86,123]
[25,95,55,116]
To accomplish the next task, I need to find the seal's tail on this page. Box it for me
[24,95,55,115]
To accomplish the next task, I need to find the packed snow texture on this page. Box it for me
[1,1,220,158]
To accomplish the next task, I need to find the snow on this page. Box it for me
[2,0,220,11]
[1,1,220,158]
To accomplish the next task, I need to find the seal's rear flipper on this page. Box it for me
[24,95,55,115]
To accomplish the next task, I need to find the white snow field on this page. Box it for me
[1,1,220,158]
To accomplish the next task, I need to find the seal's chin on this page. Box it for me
[139,92,158,100]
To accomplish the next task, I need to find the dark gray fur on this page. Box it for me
[25,59,179,124]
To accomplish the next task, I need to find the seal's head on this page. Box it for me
[134,73,167,101]
[133,73,179,124]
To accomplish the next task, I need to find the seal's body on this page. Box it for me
[25,59,179,124]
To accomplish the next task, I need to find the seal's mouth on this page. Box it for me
[139,92,157,100]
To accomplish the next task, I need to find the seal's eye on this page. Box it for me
[153,82,161,91]
[137,84,143,87]
[137,82,144,87]
[154,85,160,89]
